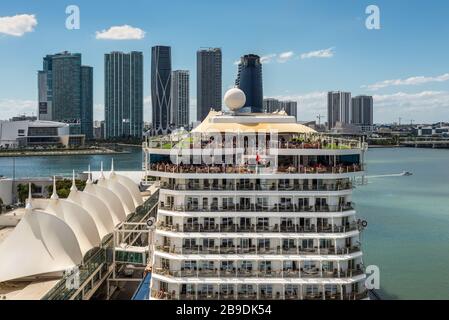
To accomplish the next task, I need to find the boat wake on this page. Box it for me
[366,171,412,179]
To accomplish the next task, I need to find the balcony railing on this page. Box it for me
[159,203,355,213]
[151,288,369,300]
[155,245,361,256]
[146,135,362,151]
[157,221,359,234]
[150,163,363,175]
[153,267,364,279]
[160,181,353,192]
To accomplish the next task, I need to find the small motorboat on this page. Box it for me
[403,171,413,176]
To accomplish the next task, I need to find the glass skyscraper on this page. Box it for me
[151,46,172,135]
[171,70,190,129]
[104,51,144,139]
[197,48,222,121]
[327,91,352,130]
[81,66,93,139]
[235,54,264,113]
[38,52,93,137]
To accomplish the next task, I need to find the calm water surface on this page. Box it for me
[356,148,449,300]
[0,147,447,299]
[0,147,143,178]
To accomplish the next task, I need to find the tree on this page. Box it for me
[46,179,86,199]
[17,183,38,204]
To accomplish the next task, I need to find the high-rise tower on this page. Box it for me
[38,52,93,137]
[104,51,144,139]
[197,48,222,121]
[327,91,351,130]
[171,70,190,129]
[351,95,373,131]
[151,46,172,135]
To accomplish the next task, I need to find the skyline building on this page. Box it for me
[263,98,298,120]
[197,48,222,122]
[38,51,93,137]
[280,100,298,120]
[81,66,93,139]
[351,95,374,131]
[104,51,144,139]
[327,91,351,130]
[263,98,281,113]
[171,70,190,129]
[151,46,172,135]
[235,54,264,113]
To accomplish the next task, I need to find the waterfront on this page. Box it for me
[0,146,143,178]
[357,148,449,300]
[0,147,447,300]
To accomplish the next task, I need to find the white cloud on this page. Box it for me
[363,73,449,91]
[233,51,296,65]
[373,91,449,110]
[300,47,335,59]
[96,25,145,40]
[277,51,294,63]
[270,90,449,123]
[0,98,36,119]
[372,91,449,123]
[93,103,104,121]
[260,54,277,64]
[0,14,37,36]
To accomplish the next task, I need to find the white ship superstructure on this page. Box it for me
[145,91,368,300]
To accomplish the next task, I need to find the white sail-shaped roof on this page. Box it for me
[0,166,145,284]
[0,210,82,283]
[43,199,101,256]
[84,183,127,225]
[97,178,135,216]
[111,173,144,207]
[68,190,114,240]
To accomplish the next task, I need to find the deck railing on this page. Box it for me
[154,245,361,256]
[150,163,363,175]
[157,221,359,234]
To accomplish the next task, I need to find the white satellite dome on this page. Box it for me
[224,88,246,111]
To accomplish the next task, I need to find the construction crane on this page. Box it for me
[316,114,325,126]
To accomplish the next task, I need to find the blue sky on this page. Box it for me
[0,0,448,124]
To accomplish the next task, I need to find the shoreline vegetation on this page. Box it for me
[0,147,129,157]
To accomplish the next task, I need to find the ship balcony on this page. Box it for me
[153,267,364,279]
[160,181,353,192]
[154,244,361,256]
[157,221,359,234]
[149,163,363,175]
[146,134,363,151]
[150,283,368,301]
[151,289,369,301]
[159,202,355,213]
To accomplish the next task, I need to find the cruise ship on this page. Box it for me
[145,88,368,300]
